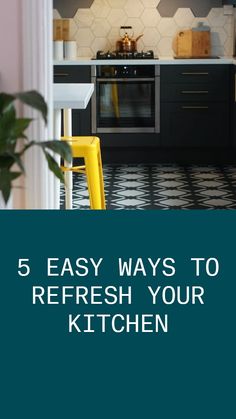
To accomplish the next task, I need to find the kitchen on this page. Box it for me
[1,5,235,416]
[53,0,236,210]
[1,1,236,210]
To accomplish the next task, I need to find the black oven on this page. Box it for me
[91,65,160,133]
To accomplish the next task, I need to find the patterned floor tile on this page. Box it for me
[60,164,236,210]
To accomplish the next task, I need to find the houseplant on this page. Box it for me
[0,90,71,205]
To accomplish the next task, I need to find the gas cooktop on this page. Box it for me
[95,50,156,60]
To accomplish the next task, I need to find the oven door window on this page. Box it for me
[96,80,155,128]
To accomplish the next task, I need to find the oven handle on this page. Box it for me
[96,77,156,82]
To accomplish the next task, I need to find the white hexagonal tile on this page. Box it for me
[142,27,160,46]
[224,21,234,37]
[224,37,234,56]
[141,8,161,27]
[158,37,174,56]
[74,9,94,28]
[107,9,127,27]
[91,0,111,18]
[108,27,120,49]
[124,0,144,18]
[107,0,126,8]
[141,0,160,7]
[140,42,159,56]
[76,28,94,47]
[91,37,112,54]
[174,8,194,28]
[152,46,159,57]
[77,47,93,58]
[158,18,178,37]
[65,19,78,41]
[137,38,145,50]
[124,18,144,36]
[91,18,111,37]
[207,8,228,28]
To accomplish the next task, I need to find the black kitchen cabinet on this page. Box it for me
[160,64,231,148]
[233,66,236,148]
[162,102,229,147]
[223,1,236,5]
[54,63,235,163]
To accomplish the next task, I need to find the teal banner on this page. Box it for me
[0,211,235,418]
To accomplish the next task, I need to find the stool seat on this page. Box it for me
[61,136,106,210]
[62,136,100,155]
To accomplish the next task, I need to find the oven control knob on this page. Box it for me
[121,66,127,76]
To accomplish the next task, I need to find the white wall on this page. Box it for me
[0,0,22,92]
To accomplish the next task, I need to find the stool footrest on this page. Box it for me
[61,165,86,174]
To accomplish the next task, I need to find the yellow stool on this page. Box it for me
[61,136,106,210]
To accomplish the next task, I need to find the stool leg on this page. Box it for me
[97,148,106,209]
[85,150,105,210]
[63,109,73,210]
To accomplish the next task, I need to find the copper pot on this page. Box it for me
[116,26,143,52]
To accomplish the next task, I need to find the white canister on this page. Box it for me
[53,40,64,61]
[64,41,77,60]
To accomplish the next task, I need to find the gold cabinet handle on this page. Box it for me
[181,72,209,75]
[182,106,209,109]
[54,73,69,77]
[181,90,209,94]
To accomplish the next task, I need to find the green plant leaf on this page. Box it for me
[0,105,16,142]
[40,140,72,162]
[43,151,65,183]
[0,155,15,170]
[11,118,32,139]
[8,152,25,173]
[0,93,15,114]
[0,169,22,203]
[15,91,48,124]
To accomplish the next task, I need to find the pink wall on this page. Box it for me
[0,0,22,92]
[0,0,23,208]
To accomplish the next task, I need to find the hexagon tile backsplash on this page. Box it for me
[53,0,235,58]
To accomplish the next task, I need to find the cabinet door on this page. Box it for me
[161,65,230,84]
[54,65,91,83]
[161,102,230,147]
[161,82,229,102]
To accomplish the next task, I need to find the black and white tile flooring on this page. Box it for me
[60,165,236,210]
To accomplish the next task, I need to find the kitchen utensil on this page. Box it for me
[116,26,143,52]
[53,40,64,61]
[64,41,77,60]
[53,19,74,41]
[192,21,211,32]
[172,28,211,58]
[53,19,63,41]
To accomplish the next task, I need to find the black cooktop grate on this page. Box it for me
[96,50,156,60]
